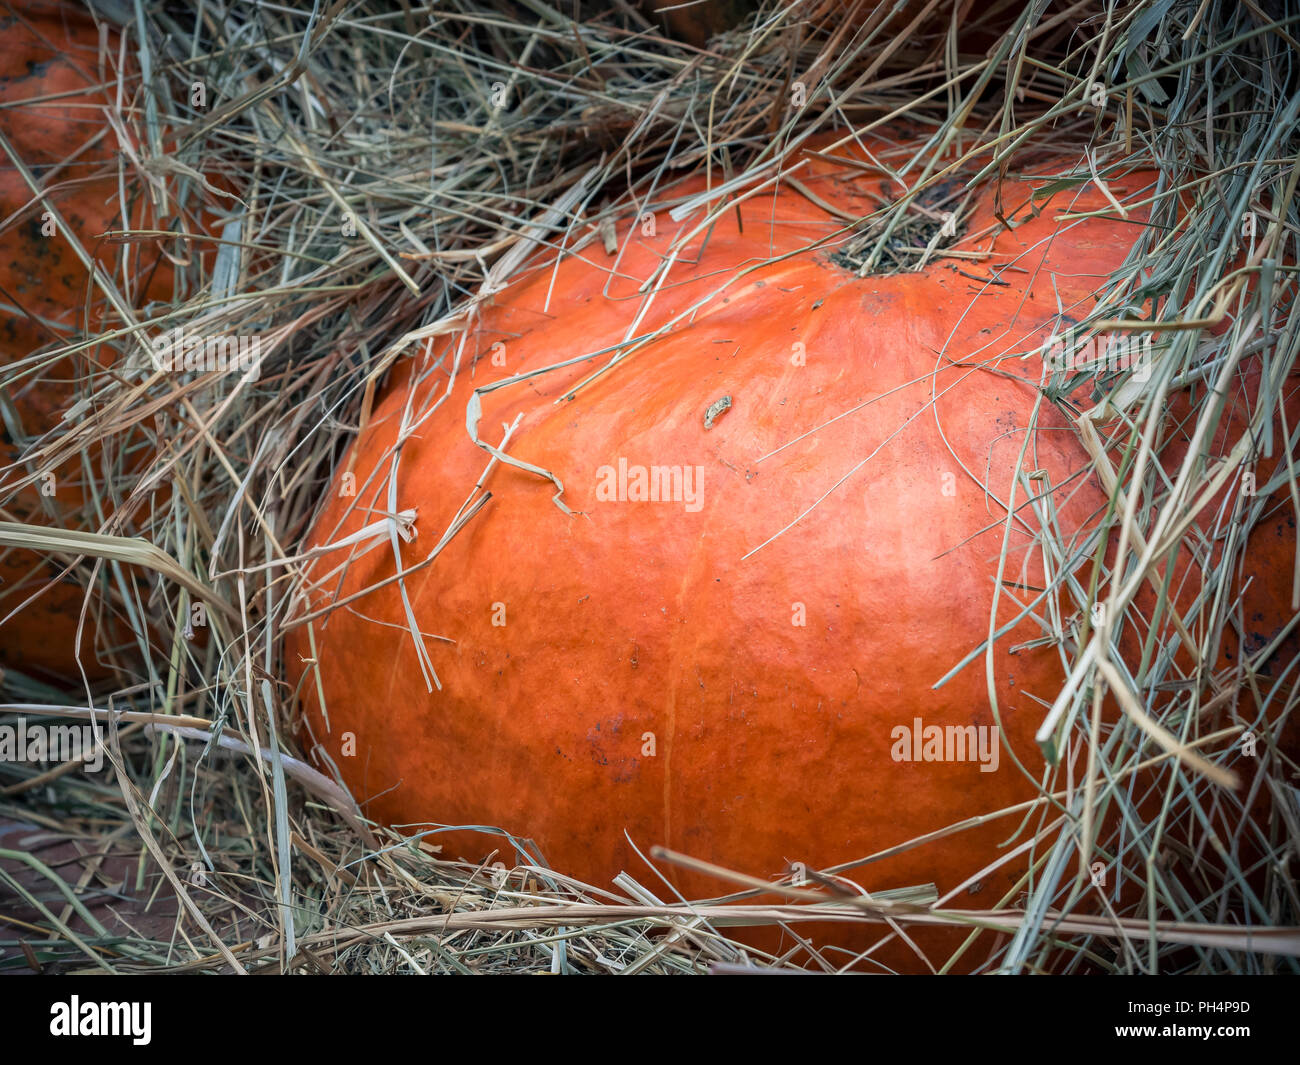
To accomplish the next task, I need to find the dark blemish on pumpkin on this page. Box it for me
[586,726,637,781]
[1243,628,1280,675]
[23,215,49,250]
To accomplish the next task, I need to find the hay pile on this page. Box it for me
[0,0,1297,973]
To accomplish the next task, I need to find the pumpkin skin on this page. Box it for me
[289,133,1291,970]
[0,2,175,683]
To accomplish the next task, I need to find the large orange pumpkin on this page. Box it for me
[0,2,177,682]
[288,130,1295,970]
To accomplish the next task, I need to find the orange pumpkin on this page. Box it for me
[289,131,1295,970]
[0,2,177,682]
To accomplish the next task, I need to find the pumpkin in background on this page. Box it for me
[289,130,1295,970]
[0,2,175,683]
[642,0,759,47]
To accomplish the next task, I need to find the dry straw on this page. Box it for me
[0,0,1296,973]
